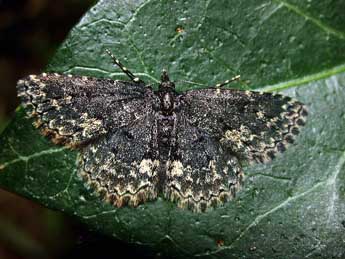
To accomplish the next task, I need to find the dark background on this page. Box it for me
[0,1,155,258]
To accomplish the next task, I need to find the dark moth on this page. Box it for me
[16,51,307,212]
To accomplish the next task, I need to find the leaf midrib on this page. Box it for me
[261,63,345,92]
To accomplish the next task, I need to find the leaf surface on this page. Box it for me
[1,0,345,257]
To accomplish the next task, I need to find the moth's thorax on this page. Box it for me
[159,91,174,115]
[159,81,175,90]
[155,75,179,160]
[156,84,177,116]
[157,71,177,116]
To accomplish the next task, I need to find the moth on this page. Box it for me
[17,50,307,212]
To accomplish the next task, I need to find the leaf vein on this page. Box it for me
[124,0,155,30]
[195,180,325,256]
[64,66,160,82]
[127,35,156,81]
[260,63,345,91]
[79,18,125,29]
[273,0,345,40]
[326,150,345,222]
[195,150,345,257]
[0,147,66,171]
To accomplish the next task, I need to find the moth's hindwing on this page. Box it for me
[79,115,160,207]
[164,115,243,212]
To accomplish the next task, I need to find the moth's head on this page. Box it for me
[159,69,175,90]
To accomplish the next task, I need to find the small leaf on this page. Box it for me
[1,0,345,257]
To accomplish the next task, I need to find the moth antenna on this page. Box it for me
[214,75,241,88]
[105,49,144,84]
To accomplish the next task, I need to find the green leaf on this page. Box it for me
[1,0,345,257]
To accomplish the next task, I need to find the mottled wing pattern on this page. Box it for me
[79,114,160,207]
[164,114,243,212]
[180,88,307,164]
[17,73,153,147]
[17,70,308,212]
